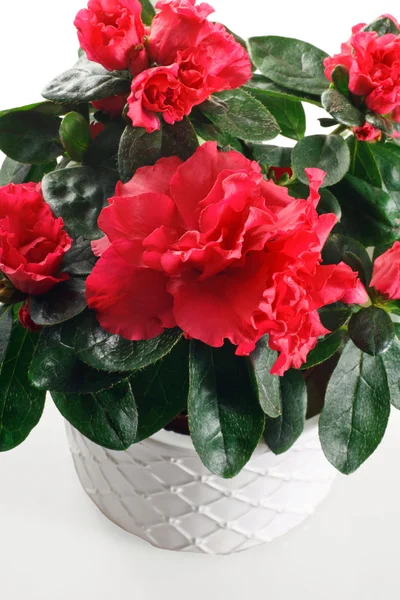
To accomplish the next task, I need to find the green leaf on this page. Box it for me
[201,88,280,143]
[192,119,243,152]
[161,118,199,161]
[29,279,87,327]
[0,101,70,119]
[0,324,46,451]
[42,166,118,239]
[245,74,322,106]
[363,16,400,36]
[300,330,344,369]
[244,84,306,140]
[348,307,395,356]
[29,320,125,394]
[252,144,292,168]
[0,111,61,164]
[287,181,341,219]
[0,156,56,186]
[365,111,394,135]
[292,134,350,187]
[118,125,162,183]
[319,340,390,474]
[60,111,91,162]
[0,305,13,368]
[321,233,372,286]
[249,336,281,417]
[138,0,155,25]
[263,369,307,454]
[370,142,400,192]
[248,36,329,95]
[319,302,352,332]
[132,338,189,442]
[332,174,400,246]
[52,379,138,451]
[331,65,350,97]
[75,309,182,372]
[321,88,364,127]
[42,55,132,104]
[84,120,126,170]
[348,138,382,189]
[61,237,97,277]
[188,341,265,478]
[381,336,400,409]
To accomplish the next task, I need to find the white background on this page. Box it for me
[1,1,400,598]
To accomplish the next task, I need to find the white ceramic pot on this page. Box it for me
[66,416,336,554]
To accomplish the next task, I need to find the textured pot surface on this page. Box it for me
[66,417,336,554]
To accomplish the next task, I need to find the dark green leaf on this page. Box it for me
[202,88,280,142]
[319,340,390,474]
[0,305,13,368]
[0,324,45,451]
[348,307,395,356]
[60,111,91,162]
[365,111,394,135]
[161,118,199,161]
[370,142,400,192]
[319,118,339,128]
[118,125,162,182]
[381,336,400,409]
[300,331,344,369]
[244,84,306,140]
[61,237,97,276]
[192,119,243,151]
[322,233,372,286]
[52,379,138,450]
[29,320,125,393]
[84,120,126,170]
[249,336,281,417]
[138,0,155,25]
[248,36,329,95]
[287,181,341,219]
[42,55,132,104]
[319,302,353,331]
[132,338,189,442]
[0,101,70,119]
[252,144,292,168]
[42,166,119,239]
[0,157,56,186]
[331,65,350,97]
[245,74,322,106]
[363,16,400,36]
[321,88,364,127]
[264,369,307,454]
[292,134,350,187]
[348,137,382,189]
[75,309,182,372]
[30,279,87,326]
[0,111,61,164]
[188,341,265,478]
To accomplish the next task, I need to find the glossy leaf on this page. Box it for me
[75,310,182,372]
[192,119,243,151]
[202,88,280,142]
[322,233,372,286]
[30,279,87,326]
[0,157,56,186]
[132,339,189,442]
[370,142,400,192]
[381,336,400,409]
[348,307,395,356]
[319,302,352,332]
[0,101,71,119]
[292,134,350,187]
[61,238,97,277]
[248,36,329,95]
[60,111,91,162]
[161,118,199,161]
[331,65,350,96]
[249,336,281,417]
[42,166,119,239]
[364,16,400,36]
[321,88,364,127]
[138,0,155,25]
[42,55,131,103]
[300,330,344,369]
[84,120,126,170]
[52,379,138,451]
[118,125,162,183]
[319,340,390,474]
[245,74,322,106]
[188,341,265,478]
[29,320,125,394]
[0,324,45,451]
[0,111,61,164]
[0,305,13,368]
[365,111,394,135]
[349,138,382,189]
[287,181,341,219]
[252,144,292,168]
[263,369,307,454]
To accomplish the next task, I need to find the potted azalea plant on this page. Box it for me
[1,0,400,554]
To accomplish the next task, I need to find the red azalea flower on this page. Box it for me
[74,0,148,73]
[270,167,293,181]
[92,93,129,119]
[86,142,367,375]
[324,16,400,120]
[0,183,72,296]
[371,241,400,299]
[353,123,382,142]
[18,300,42,333]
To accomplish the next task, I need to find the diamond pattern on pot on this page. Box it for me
[66,419,337,555]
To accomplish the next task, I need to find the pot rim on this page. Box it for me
[149,414,319,451]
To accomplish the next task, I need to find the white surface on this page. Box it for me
[2,0,400,595]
